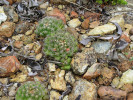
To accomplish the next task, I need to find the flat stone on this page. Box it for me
[13,41,23,49]
[91,41,112,53]
[71,48,97,75]
[89,21,100,29]
[68,18,81,28]
[0,22,15,37]
[40,2,49,9]
[50,69,66,91]
[87,23,116,36]
[69,79,97,100]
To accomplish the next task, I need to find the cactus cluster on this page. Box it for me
[15,81,49,100]
[35,17,65,37]
[96,0,127,5]
[44,31,78,70]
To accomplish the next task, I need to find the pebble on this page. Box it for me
[8,83,18,97]
[50,69,66,91]
[83,63,101,80]
[13,41,23,49]
[81,18,90,29]
[130,35,133,41]
[12,34,24,41]
[130,43,133,51]
[35,53,43,61]
[65,71,75,85]
[40,2,49,9]
[89,21,100,29]
[120,32,131,42]
[47,8,66,23]
[0,22,15,37]
[47,63,56,72]
[69,78,97,100]
[70,11,78,18]
[47,7,53,11]
[71,48,97,75]
[50,90,61,100]
[129,28,133,35]
[68,18,81,28]
[0,7,7,24]
[25,30,33,35]
[0,56,21,77]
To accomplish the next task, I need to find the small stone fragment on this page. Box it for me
[68,18,81,28]
[50,90,61,100]
[13,41,23,49]
[89,21,100,29]
[83,63,101,80]
[70,11,78,18]
[0,56,21,77]
[98,67,116,85]
[67,27,79,39]
[109,15,125,30]
[35,53,43,61]
[47,8,66,23]
[111,77,120,88]
[118,69,133,88]
[0,22,15,37]
[65,71,75,85]
[47,63,56,72]
[69,79,97,100]
[120,32,131,42]
[0,7,7,24]
[98,86,127,99]
[81,18,90,29]
[40,2,49,9]
[129,28,133,35]
[50,69,66,91]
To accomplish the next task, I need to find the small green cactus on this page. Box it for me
[35,17,65,37]
[15,81,49,100]
[44,31,78,70]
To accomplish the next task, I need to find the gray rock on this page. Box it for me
[65,72,75,85]
[71,48,97,75]
[91,41,112,53]
[9,83,18,97]
[69,79,97,100]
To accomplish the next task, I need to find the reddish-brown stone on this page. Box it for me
[81,18,90,29]
[70,11,78,18]
[0,56,21,77]
[47,8,66,24]
[120,32,131,43]
[84,12,100,21]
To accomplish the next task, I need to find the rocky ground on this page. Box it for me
[0,0,133,100]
